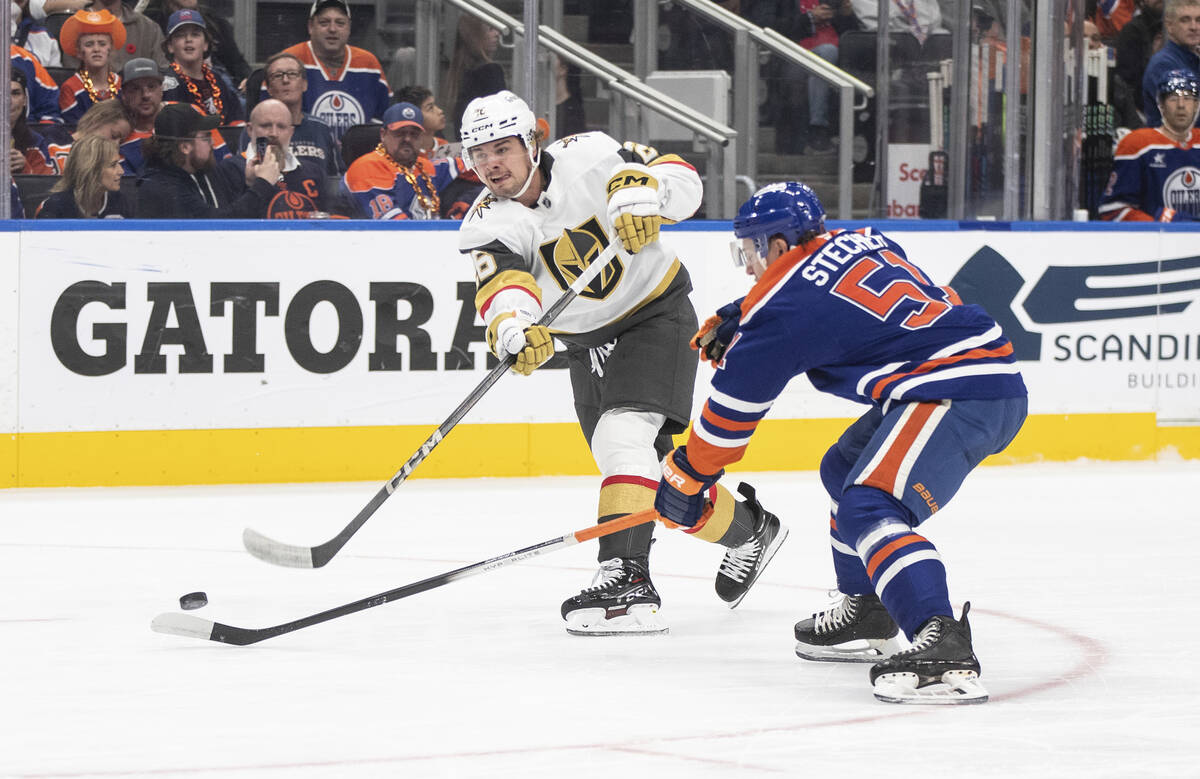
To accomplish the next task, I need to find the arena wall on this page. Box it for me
[1,219,1197,488]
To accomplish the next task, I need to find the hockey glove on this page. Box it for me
[487,312,556,376]
[655,446,724,527]
[691,300,743,367]
[606,162,662,254]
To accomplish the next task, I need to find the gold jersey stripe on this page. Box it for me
[474,269,542,317]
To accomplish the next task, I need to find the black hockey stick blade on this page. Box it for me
[154,508,660,645]
[241,241,624,569]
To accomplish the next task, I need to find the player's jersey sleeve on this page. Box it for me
[458,196,543,332]
[616,141,702,224]
[686,301,806,474]
[1099,129,1161,221]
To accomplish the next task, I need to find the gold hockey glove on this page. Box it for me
[606,163,662,254]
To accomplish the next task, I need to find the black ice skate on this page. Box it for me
[869,601,988,704]
[715,483,789,608]
[560,557,667,636]
[793,592,900,662]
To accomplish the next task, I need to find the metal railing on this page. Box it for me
[416,0,740,216]
[641,0,874,218]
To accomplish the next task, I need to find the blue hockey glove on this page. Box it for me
[691,300,743,367]
[655,446,723,527]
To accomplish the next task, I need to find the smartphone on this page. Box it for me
[255,137,268,161]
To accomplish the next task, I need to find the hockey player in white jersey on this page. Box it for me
[457,90,788,635]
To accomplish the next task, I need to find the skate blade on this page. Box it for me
[723,524,790,609]
[565,604,668,636]
[872,670,989,705]
[794,637,898,663]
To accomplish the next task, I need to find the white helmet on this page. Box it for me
[459,90,540,177]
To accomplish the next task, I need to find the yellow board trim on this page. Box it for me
[1,413,1196,488]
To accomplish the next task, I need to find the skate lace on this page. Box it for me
[581,558,626,593]
[718,538,761,583]
[895,618,943,657]
[813,593,859,634]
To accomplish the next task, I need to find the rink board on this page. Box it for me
[1,220,1198,487]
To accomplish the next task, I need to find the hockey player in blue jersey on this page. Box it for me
[654,182,1028,704]
[1100,68,1200,221]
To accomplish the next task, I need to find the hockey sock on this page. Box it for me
[820,446,875,594]
[686,482,752,546]
[596,475,656,561]
[837,486,952,639]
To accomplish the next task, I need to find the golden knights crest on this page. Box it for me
[538,217,623,300]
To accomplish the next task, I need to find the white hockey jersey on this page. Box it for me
[457,131,703,338]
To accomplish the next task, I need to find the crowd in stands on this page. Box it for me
[6,0,1199,220]
[6,0,491,219]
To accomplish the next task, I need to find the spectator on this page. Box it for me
[47,97,131,172]
[143,0,251,86]
[59,0,167,71]
[11,0,62,66]
[220,99,328,218]
[341,101,479,219]
[161,10,243,126]
[1093,0,1137,40]
[117,57,162,175]
[1116,0,1164,113]
[10,43,63,125]
[749,0,858,153]
[280,0,391,141]
[849,0,943,42]
[9,70,57,175]
[443,14,504,138]
[1100,68,1200,220]
[555,57,587,138]
[658,0,738,71]
[135,102,280,218]
[57,9,124,125]
[394,83,451,159]
[36,134,130,217]
[242,52,341,175]
[9,180,25,218]
[1142,0,1200,125]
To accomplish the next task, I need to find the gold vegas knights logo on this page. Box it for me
[539,217,623,300]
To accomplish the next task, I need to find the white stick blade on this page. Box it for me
[241,527,316,568]
[151,612,216,641]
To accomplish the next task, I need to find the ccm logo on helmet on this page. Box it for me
[607,174,651,194]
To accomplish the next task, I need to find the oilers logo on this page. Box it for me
[1162,166,1200,217]
[311,91,365,138]
[266,190,318,220]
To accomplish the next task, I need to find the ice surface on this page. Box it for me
[4,462,1199,778]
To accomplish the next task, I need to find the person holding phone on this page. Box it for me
[217,98,329,218]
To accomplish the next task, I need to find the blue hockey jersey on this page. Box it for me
[281,42,390,141]
[687,228,1027,474]
[1098,126,1200,221]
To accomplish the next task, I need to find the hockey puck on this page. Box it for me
[179,591,208,610]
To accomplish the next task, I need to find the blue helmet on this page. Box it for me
[1157,69,1200,102]
[733,182,827,259]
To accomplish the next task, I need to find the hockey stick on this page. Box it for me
[242,241,625,569]
[154,508,661,646]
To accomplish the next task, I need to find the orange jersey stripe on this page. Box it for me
[870,343,1014,400]
[700,401,760,432]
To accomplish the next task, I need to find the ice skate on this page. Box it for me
[794,591,900,662]
[560,557,667,636]
[715,483,788,608]
[870,602,988,704]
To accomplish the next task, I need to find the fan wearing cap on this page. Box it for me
[135,102,280,218]
[1100,68,1200,221]
[57,9,125,124]
[142,0,251,86]
[279,0,390,142]
[57,0,167,71]
[341,101,479,219]
[161,9,243,126]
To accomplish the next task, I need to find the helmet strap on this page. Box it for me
[509,140,541,201]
